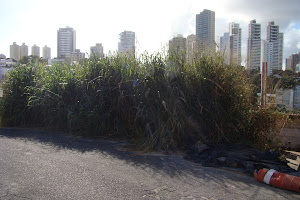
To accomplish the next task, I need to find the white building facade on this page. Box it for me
[0,58,17,81]
[10,42,20,61]
[43,45,51,60]
[31,44,40,57]
[0,59,5,67]
[246,19,261,70]
[220,32,230,64]
[20,43,28,58]
[90,43,104,58]
[57,27,76,58]
[186,34,196,63]
[261,40,273,75]
[229,22,242,65]
[266,21,284,73]
[118,31,135,57]
[196,9,215,54]
[220,22,241,66]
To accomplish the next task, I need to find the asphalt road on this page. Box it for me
[0,128,299,200]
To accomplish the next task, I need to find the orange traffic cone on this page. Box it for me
[254,168,300,193]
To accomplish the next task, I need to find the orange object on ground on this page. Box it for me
[254,168,300,193]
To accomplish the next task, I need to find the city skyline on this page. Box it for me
[1,0,300,68]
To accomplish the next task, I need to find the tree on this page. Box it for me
[18,55,47,65]
[19,56,29,64]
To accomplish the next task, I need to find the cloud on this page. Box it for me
[171,8,195,38]
[221,0,300,31]
[284,28,300,57]
[1,0,299,61]
[213,0,300,66]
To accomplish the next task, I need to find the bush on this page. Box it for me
[0,52,282,150]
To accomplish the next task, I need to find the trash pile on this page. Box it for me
[184,141,300,177]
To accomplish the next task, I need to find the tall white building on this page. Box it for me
[57,27,76,58]
[10,42,20,61]
[229,22,242,65]
[267,21,280,41]
[220,22,242,65]
[31,44,40,57]
[246,19,261,70]
[20,43,28,58]
[90,43,104,58]
[266,21,283,73]
[43,45,51,60]
[186,34,196,63]
[118,31,135,56]
[196,9,215,54]
[278,33,284,69]
[220,32,230,64]
[261,40,273,75]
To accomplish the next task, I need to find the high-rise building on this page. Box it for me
[57,27,76,58]
[169,34,186,57]
[286,52,300,71]
[118,31,135,56]
[10,42,20,61]
[31,44,40,57]
[43,45,51,60]
[229,22,242,65]
[220,32,230,64]
[246,19,261,70]
[90,43,104,58]
[286,57,292,70]
[267,21,279,42]
[278,33,284,69]
[261,40,273,74]
[20,43,28,59]
[265,21,284,74]
[196,9,215,54]
[220,22,242,65]
[186,34,196,63]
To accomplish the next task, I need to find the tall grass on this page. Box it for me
[0,52,281,150]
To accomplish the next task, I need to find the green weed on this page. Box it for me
[0,52,282,150]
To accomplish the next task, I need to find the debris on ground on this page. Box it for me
[184,141,300,177]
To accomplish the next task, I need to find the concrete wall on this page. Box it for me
[276,86,300,111]
[279,115,300,150]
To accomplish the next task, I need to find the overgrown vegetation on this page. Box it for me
[246,69,300,95]
[19,55,47,65]
[0,52,283,151]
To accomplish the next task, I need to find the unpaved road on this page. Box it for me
[0,128,298,200]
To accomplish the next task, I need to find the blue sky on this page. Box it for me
[0,0,300,67]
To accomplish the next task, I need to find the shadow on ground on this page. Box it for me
[0,127,297,198]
